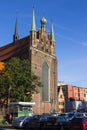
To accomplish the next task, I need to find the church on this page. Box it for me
[0,8,58,114]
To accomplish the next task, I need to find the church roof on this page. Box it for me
[0,8,56,62]
[0,36,30,62]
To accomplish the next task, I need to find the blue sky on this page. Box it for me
[0,0,87,88]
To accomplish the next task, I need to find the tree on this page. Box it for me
[0,68,11,112]
[0,57,42,103]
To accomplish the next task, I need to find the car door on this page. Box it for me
[83,117,87,130]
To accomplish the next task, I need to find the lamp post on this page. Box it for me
[7,86,11,114]
[8,86,11,103]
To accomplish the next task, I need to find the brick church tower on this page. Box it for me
[0,8,58,114]
[30,9,58,114]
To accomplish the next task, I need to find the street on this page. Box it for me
[1,126,16,130]
[1,126,33,130]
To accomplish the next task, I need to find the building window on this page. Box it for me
[42,62,49,101]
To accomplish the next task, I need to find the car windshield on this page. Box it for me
[68,113,74,117]
[18,116,26,120]
[59,113,67,116]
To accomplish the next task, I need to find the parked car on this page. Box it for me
[22,114,41,129]
[42,116,57,130]
[12,116,31,128]
[23,114,42,129]
[23,114,51,130]
[41,115,68,130]
[0,127,4,130]
[69,116,87,130]
[67,112,83,119]
[53,115,69,130]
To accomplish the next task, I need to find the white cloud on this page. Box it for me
[55,32,87,47]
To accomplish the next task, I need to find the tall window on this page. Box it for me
[42,62,49,101]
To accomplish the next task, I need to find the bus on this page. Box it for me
[7,102,35,117]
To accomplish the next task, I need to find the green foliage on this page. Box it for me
[0,70,10,105]
[0,57,42,103]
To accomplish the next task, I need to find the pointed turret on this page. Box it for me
[13,17,19,42]
[31,8,36,31]
[50,24,55,55]
[50,24,55,42]
[30,8,37,47]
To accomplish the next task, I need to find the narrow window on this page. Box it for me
[42,62,49,101]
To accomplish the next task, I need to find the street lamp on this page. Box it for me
[7,86,11,114]
[8,86,11,103]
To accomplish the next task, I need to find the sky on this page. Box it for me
[0,0,87,88]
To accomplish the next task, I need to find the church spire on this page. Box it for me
[13,17,19,42]
[31,8,36,31]
[50,24,55,42]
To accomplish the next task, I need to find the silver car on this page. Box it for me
[12,116,30,128]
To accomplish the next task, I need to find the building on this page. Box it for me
[58,83,87,112]
[0,9,58,114]
[58,84,84,101]
[58,86,65,113]
[84,88,87,101]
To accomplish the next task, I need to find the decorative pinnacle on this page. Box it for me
[13,13,19,42]
[50,24,55,42]
[31,8,36,31]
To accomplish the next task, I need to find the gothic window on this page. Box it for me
[42,62,49,101]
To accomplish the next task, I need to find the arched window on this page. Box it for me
[42,62,49,101]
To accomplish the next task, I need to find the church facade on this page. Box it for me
[0,9,58,114]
